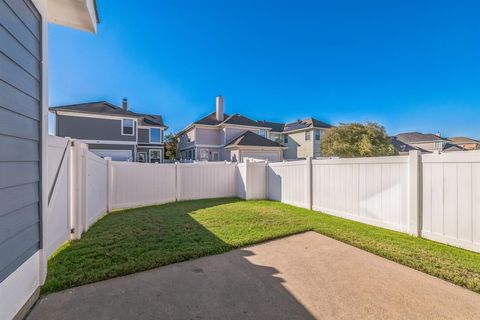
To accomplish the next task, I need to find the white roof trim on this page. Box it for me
[48,0,98,33]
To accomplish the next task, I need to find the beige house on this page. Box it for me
[393,132,463,154]
[448,137,480,151]
[177,96,332,162]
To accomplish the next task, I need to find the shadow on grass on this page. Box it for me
[39,197,315,319]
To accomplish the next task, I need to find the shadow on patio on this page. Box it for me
[31,197,315,319]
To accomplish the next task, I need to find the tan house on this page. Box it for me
[448,137,480,151]
[177,96,332,162]
[393,132,463,154]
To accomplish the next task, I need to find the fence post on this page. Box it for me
[245,159,251,200]
[69,140,82,239]
[408,150,422,236]
[81,144,88,232]
[175,162,181,201]
[305,157,312,210]
[105,157,112,213]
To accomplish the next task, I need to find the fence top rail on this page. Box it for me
[421,151,480,163]
[111,161,176,168]
[179,161,236,167]
[87,150,108,164]
[269,160,307,167]
[312,155,409,165]
[47,135,71,148]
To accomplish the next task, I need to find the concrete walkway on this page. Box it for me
[28,232,480,320]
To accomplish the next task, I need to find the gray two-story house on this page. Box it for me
[177,96,332,162]
[50,99,167,162]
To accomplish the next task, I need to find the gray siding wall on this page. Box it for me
[0,0,42,282]
[88,144,135,152]
[57,115,137,142]
[138,128,149,143]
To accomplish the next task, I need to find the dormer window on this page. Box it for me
[122,119,134,135]
[258,129,267,138]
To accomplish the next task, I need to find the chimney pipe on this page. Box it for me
[216,95,224,121]
[122,98,128,111]
[436,131,441,137]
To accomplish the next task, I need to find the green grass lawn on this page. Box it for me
[43,198,480,294]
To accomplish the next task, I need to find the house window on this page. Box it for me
[258,129,267,138]
[138,152,146,163]
[149,149,162,163]
[315,129,321,140]
[434,141,444,149]
[305,130,311,141]
[212,152,220,161]
[150,128,161,143]
[122,119,134,135]
[283,135,288,143]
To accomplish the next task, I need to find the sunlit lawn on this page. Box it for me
[43,198,480,295]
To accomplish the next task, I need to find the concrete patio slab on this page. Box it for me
[28,232,480,320]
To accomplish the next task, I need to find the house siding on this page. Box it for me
[138,128,149,143]
[0,0,42,282]
[178,128,195,151]
[285,130,314,159]
[56,115,137,142]
[195,127,221,145]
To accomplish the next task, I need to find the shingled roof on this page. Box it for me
[283,117,332,132]
[50,101,166,127]
[225,130,286,148]
[395,132,446,143]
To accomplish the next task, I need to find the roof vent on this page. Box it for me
[122,98,128,111]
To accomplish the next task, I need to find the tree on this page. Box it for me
[164,133,178,160]
[320,122,396,158]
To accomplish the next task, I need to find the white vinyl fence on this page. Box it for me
[84,150,108,229]
[110,161,237,209]
[45,140,480,254]
[45,137,109,257]
[45,136,71,257]
[421,152,480,252]
[312,156,410,232]
[110,162,176,209]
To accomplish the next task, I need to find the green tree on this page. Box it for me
[320,122,396,158]
[164,133,178,160]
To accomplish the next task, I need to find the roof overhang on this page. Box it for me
[283,126,330,134]
[225,145,287,150]
[48,0,99,33]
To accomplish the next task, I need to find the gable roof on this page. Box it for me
[443,143,464,152]
[389,137,427,153]
[225,130,286,148]
[193,112,231,125]
[256,121,285,133]
[283,117,332,132]
[395,132,446,143]
[448,137,480,144]
[222,114,268,128]
[50,101,166,127]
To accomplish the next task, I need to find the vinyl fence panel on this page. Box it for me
[178,162,237,200]
[45,136,71,257]
[85,151,108,228]
[311,156,410,232]
[111,162,176,209]
[421,152,480,252]
[267,160,307,208]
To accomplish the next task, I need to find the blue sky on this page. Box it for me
[48,0,480,137]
